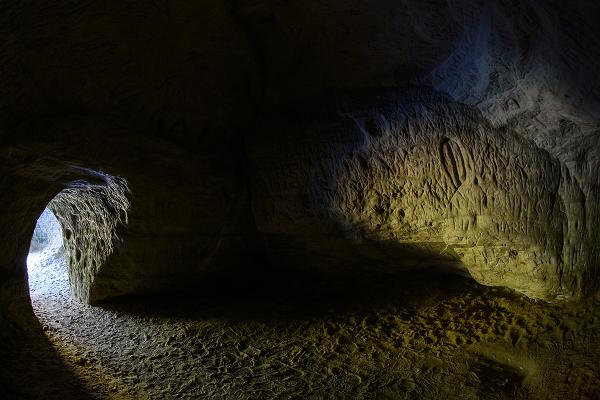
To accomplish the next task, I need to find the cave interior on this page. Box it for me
[1,1,600,399]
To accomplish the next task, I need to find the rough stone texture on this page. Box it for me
[49,174,130,302]
[0,0,599,398]
[426,1,600,300]
[0,0,263,305]
[231,0,463,102]
[250,88,595,301]
[428,1,600,159]
[0,0,598,305]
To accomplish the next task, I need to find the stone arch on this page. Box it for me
[47,171,131,302]
[9,158,131,303]
[1,116,247,307]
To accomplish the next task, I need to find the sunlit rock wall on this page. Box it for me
[49,174,130,302]
[425,0,600,300]
[250,88,595,301]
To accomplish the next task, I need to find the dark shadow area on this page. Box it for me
[0,294,94,400]
[98,264,523,323]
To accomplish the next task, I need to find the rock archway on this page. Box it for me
[46,172,130,302]
[0,117,251,308]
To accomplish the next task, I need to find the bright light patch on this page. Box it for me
[27,207,68,297]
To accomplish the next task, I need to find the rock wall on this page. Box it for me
[250,88,595,301]
[0,1,598,304]
[49,173,130,302]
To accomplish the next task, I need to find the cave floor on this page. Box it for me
[26,253,600,399]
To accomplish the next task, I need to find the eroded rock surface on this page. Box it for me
[251,89,595,301]
[0,0,598,304]
[0,1,599,398]
[49,173,130,302]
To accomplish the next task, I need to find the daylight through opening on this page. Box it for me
[27,172,131,305]
[27,207,68,299]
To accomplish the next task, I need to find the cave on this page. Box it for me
[1,1,599,399]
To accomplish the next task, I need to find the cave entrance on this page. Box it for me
[27,207,69,299]
[27,171,131,304]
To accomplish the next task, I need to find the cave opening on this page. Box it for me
[26,172,131,307]
[27,207,68,299]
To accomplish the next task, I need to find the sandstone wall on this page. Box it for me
[250,88,597,301]
[0,1,597,304]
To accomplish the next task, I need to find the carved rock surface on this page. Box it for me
[251,88,597,301]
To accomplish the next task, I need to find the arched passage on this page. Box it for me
[1,117,243,308]
[27,207,66,299]
[26,171,131,303]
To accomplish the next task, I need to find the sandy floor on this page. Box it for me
[26,248,600,399]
